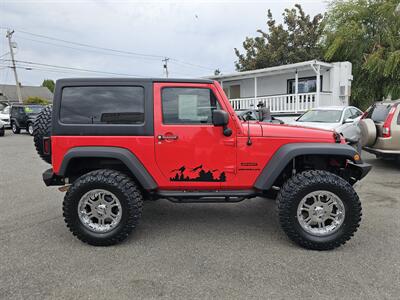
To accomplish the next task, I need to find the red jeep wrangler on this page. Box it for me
[34,78,371,250]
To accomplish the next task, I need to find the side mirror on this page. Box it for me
[344,118,354,124]
[212,110,232,137]
[212,109,229,126]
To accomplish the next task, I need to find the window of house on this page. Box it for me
[162,88,220,124]
[287,76,322,94]
[60,86,145,124]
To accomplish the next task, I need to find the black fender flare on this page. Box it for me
[10,118,20,128]
[254,143,362,190]
[58,146,157,190]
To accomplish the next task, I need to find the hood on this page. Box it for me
[27,114,39,120]
[259,123,336,141]
[288,121,339,131]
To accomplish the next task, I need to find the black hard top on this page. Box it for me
[56,78,214,84]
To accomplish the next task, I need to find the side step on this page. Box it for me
[156,190,257,203]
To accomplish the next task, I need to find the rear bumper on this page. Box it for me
[363,147,400,156]
[43,168,65,186]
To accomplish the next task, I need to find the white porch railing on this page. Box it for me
[229,92,326,113]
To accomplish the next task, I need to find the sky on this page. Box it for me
[0,0,327,86]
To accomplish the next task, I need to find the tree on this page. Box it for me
[324,0,400,108]
[234,4,325,71]
[24,96,50,105]
[41,79,55,93]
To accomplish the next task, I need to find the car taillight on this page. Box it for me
[382,106,396,138]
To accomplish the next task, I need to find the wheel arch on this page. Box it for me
[254,143,363,191]
[59,146,157,191]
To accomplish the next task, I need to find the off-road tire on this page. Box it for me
[63,169,143,246]
[11,122,20,134]
[277,170,362,250]
[33,105,52,164]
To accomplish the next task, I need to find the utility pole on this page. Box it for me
[162,57,169,78]
[6,29,22,103]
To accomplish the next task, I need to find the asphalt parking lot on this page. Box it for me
[1,131,399,299]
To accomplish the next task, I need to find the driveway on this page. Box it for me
[0,132,399,299]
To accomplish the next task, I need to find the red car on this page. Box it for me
[34,78,371,250]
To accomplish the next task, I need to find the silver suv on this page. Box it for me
[361,100,400,159]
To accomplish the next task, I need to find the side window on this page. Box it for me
[343,109,352,121]
[162,88,220,124]
[60,86,144,124]
[350,108,362,119]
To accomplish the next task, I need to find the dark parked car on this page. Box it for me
[10,104,44,135]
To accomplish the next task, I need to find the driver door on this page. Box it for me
[153,82,237,189]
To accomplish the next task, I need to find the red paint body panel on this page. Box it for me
[51,81,337,191]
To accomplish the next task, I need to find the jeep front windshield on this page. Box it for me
[297,110,342,123]
[24,106,43,114]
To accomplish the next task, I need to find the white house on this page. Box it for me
[208,60,353,114]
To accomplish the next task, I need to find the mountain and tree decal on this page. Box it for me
[170,165,226,182]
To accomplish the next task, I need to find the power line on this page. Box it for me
[16,29,164,59]
[1,59,145,77]
[15,36,161,62]
[14,29,216,71]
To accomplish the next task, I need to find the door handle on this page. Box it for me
[157,134,178,141]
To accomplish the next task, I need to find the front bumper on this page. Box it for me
[363,147,400,156]
[346,161,372,181]
[1,121,10,128]
[43,168,65,186]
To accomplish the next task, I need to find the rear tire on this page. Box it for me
[33,105,52,164]
[63,169,143,246]
[11,122,20,134]
[277,170,362,250]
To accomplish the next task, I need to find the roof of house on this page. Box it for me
[208,60,338,81]
[0,84,53,103]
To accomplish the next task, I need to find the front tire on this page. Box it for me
[63,169,143,246]
[277,170,362,250]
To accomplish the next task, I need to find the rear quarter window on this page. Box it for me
[60,86,144,124]
[397,107,400,125]
[366,104,392,122]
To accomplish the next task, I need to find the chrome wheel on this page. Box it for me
[77,189,122,233]
[28,124,34,135]
[297,190,345,236]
